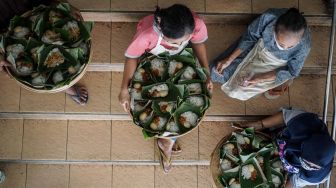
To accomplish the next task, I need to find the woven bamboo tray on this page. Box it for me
[210,129,287,188]
[4,7,91,94]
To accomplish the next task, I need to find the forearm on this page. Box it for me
[261,112,285,129]
[191,43,209,72]
[228,48,243,61]
[121,58,138,90]
[259,71,276,82]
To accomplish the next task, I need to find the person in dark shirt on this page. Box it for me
[0,0,88,105]
[239,108,336,188]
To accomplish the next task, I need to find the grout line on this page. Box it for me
[196,165,199,188]
[110,121,112,161]
[68,164,71,188]
[24,164,28,188]
[204,0,206,12]
[198,126,200,161]
[250,0,253,14]
[111,165,113,188]
[63,90,66,113]
[66,120,69,161]
[19,87,22,112]
[153,163,156,188]
[21,120,25,160]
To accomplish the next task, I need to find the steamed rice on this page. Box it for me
[131,88,142,100]
[148,84,169,98]
[6,44,24,59]
[223,143,235,155]
[133,101,147,112]
[241,164,255,180]
[52,71,64,83]
[180,66,196,80]
[150,58,165,77]
[150,116,167,131]
[186,96,204,107]
[179,111,198,128]
[186,83,202,94]
[228,179,241,188]
[158,102,174,113]
[13,26,30,38]
[62,21,80,40]
[168,60,183,76]
[44,48,65,68]
[272,174,281,188]
[134,68,146,81]
[166,120,179,133]
[220,159,233,171]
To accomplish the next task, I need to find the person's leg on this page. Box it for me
[157,138,176,173]
[65,84,89,105]
[210,58,242,84]
[210,38,242,84]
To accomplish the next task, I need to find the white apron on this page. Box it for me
[150,33,190,55]
[221,39,288,101]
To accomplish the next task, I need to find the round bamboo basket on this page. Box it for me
[4,7,91,94]
[210,129,287,188]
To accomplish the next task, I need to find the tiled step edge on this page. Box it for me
[0,159,209,166]
[88,63,336,75]
[0,159,335,166]
[81,11,331,26]
[0,112,266,121]
[0,112,334,122]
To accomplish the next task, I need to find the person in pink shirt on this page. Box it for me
[118,4,212,173]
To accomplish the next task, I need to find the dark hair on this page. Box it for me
[154,4,195,39]
[275,8,307,34]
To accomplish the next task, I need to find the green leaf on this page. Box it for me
[78,21,93,42]
[142,129,156,140]
[56,3,71,13]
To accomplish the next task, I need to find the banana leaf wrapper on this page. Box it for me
[141,82,185,102]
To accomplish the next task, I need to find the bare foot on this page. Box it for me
[65,85,89,105]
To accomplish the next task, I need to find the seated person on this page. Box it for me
[239,108,336,188]
[211,8,311,100]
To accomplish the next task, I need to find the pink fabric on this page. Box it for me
[125,13,208,58]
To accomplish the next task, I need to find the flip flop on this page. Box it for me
[67,85,89,105]
[156,139,172,174]
[172,140,182,156]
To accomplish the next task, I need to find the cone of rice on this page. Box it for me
[129,48,211,139]
[0,3,93,93]
[210,128,288,188]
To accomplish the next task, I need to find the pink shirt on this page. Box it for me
[125,14,208,58]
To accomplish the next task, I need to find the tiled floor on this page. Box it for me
[0,0,335,188]
[0,120,236,161]
[0,163,335,188]
[68,0,327,15]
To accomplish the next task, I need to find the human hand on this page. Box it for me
[216,57,233,74]
[118,88,130,113]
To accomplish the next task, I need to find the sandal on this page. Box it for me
[172,140,182,156]
[157,139,172,174]
[67,85,89,105]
